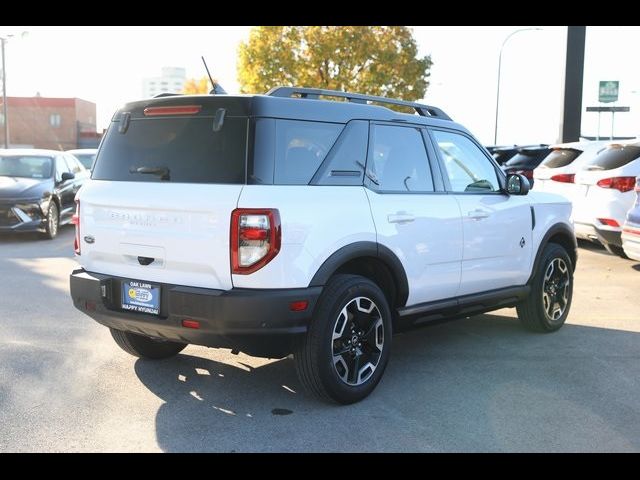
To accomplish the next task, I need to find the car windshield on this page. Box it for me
[73,153,96,170]
[0,155,53,179]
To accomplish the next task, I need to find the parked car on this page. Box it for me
[573,141,640,257]
[621,176,640,261]
[502,144,551,186]
[67,148,98,171]
[69,87,576,404]
[488,145,521,166]
[533,140,612,196]
[0,149,90,239]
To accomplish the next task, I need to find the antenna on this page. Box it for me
[201,56,227,95]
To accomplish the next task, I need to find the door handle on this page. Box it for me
[468,209,490,220]
[388,213,415,224]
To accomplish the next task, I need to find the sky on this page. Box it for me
[2,26,639,146]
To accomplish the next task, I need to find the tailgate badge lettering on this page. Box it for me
[84,235,95,244]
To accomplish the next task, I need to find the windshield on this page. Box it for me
[0,155,53,179]
[73,153,97,170]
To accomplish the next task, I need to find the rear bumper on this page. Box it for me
[622,224,640,261]
[70,269,322,358]
[574,222,622,247]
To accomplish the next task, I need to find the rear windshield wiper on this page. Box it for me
[130,166,170,180]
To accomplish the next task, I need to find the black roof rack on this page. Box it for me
[266,86,451,121]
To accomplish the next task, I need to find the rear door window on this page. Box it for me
[540,148,582,168]
[583,144,640,171]
[92,116,248,183]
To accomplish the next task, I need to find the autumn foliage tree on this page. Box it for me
[182,77,211,94]
[237,26,432,101]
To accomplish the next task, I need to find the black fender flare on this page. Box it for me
[309,241,409,308]
[528,223,577,284]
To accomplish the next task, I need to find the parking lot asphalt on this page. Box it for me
[0,227,639,452]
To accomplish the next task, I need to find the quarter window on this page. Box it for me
[273,120,343,185]
[432,130,499,193]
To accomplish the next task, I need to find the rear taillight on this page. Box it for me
[550,173,575,183]
[596,176,636,192]
[71,200,80,255]
[623,226,640,236]
[597,218,620,227]
[231,208,281,274]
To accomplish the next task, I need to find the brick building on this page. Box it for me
[0,96,100,150]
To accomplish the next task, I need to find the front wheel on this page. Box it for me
[517,243,574,332]
[110,328,187,359]
[294,274,392,404]
[41,202,59,239]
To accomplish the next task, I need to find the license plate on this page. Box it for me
[121,280,161,315]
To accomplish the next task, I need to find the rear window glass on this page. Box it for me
[505,150,549,167]
[92,117,247,183]
[583,144,640,171]
[540,148,582,169]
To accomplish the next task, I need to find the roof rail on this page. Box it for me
[266,86,451,121]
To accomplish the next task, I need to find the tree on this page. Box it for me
[237,26,432,101]
[182,77,211,94]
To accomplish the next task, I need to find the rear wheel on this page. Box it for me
[517,243,573,332]
[294,274,392,404]
[110,328,187,359]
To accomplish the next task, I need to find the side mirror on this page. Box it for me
[61,172,75,181]
[506,174,530,195]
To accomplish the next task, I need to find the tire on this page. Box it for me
[604,243,629,259]
[294,274,393,404]
[110,328,187,359]
[517,242,574,332]
[41,202,59,240]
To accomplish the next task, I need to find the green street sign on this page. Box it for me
[599,81,619,103]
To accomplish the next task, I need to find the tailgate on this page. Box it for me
[78,180,242,290]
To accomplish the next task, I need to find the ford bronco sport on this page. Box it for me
[70,87,576,404]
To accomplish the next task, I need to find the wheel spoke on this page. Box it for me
[542,257,570,322]
[331,296,385,387]
[349,354,361,384]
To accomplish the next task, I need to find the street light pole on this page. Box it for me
[1,36,8,148]
[493,27,542,145]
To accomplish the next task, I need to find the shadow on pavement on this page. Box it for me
[135,314,640,452]
[0,226,75,259]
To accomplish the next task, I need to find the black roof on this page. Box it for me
[113,87,469,134]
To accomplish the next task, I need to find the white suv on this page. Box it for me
[69,87,577,404]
